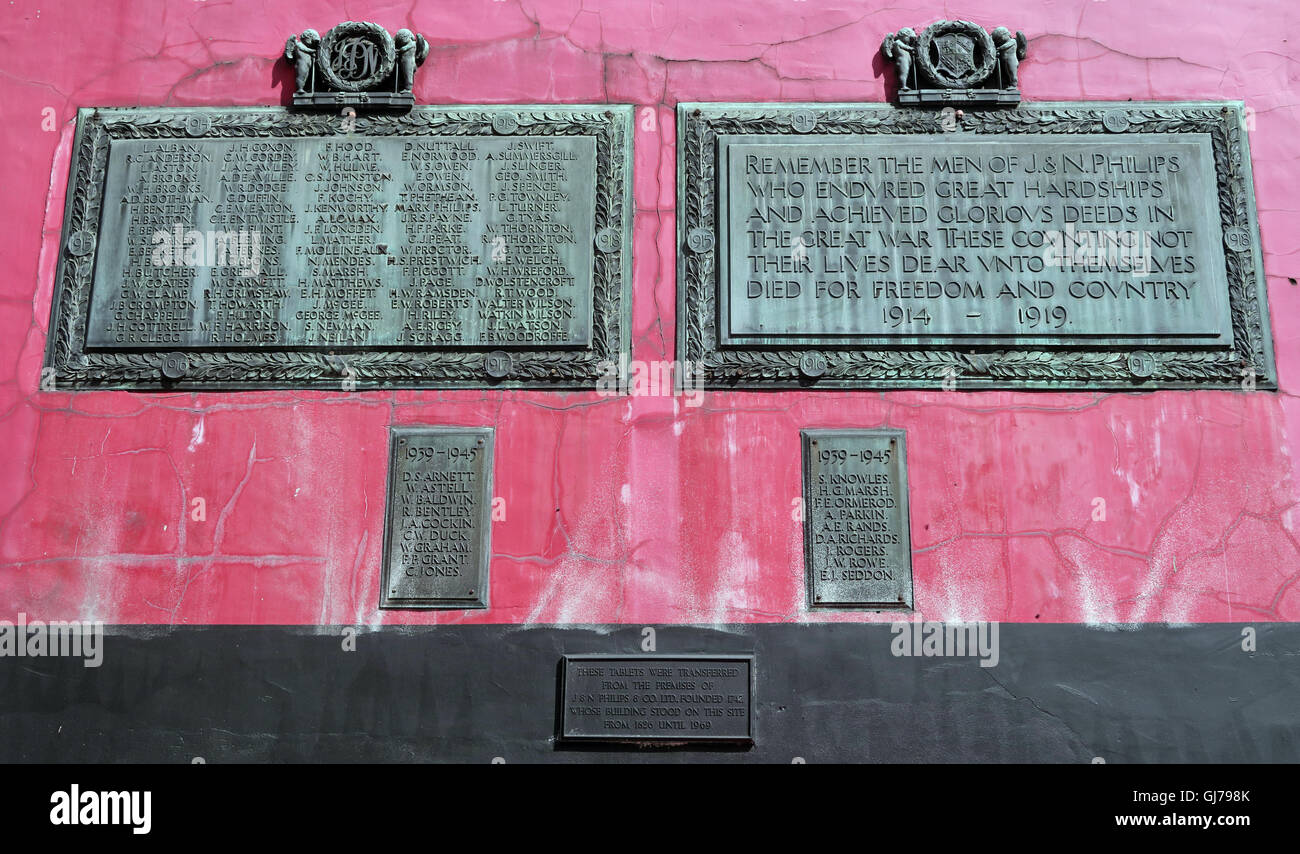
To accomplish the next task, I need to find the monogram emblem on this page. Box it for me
[334,35,381,83]
[287,22,430,108]
[317,23,395,92]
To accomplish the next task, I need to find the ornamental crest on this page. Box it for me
[882,20,1026,105]
[285,21,430,109]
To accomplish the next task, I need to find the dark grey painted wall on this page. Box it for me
[0,624,1294,762]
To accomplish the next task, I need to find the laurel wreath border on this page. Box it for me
[916,21,997,89]
[676,103,1275,390]
[46,106,630,390]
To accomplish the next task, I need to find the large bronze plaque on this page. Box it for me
[47,106,631,389]
[381,426,493,609]
[560,655,754,743]
[802,429,913,609]
[678,102,1275,390]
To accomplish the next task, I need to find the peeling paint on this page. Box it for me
[0,0,1297,626]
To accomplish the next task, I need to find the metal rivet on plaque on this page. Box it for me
[65,230,95,257]
[159,352,189,380]
[1127,350,1156,379]
[1223,226,1251,253]
[491,112,518,134]
[595,227,620,253]
[484,351,512,379]
[791,110,817,133]
[1102,112,1129,133]
[686,227,715,254]
[799,352,827,380]
[184,115,212,136]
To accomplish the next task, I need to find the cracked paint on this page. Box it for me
[0,0,1298,626]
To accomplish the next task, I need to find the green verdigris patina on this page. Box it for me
[677,101,1274,390]
[47,104,631,390]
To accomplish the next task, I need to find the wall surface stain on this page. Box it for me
[0,0,1297,625]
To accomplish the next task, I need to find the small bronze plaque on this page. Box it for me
[381,426,493,609]
[560,655,754,743]
[46,105,630,390]
[802,429,913,609]
[678,102,1275,390]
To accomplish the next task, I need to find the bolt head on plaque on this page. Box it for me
[790,110,817,133]
[1127,351,1156,379]
[882,20,1026,106]
[594,227,620,253]
[184,115,212,137]
[65,230,95,257]
[285,21,429,110]
[159,352,190,380]
[1223,226,1251,253]
[491,112,519,135]
[686,227,715,254]
[799,352,828,379]
[1102,112,1130,133]
[484,351,513,379]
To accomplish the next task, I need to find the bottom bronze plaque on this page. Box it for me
[380,426,493,609]
[803,429,914,609]
[560,655,754,743]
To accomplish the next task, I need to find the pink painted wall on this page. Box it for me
[2,0,1298,625]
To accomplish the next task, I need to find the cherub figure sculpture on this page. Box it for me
[992,27,1027,88]
[881,28,918,89]
[394,29,431,93]
[285,29,321,94]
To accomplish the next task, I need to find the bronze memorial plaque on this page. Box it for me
[381,426,493,609]
[802,429,913,609]
[678,101,1274,390]
[46,105,630,390]
[560,655,754,744]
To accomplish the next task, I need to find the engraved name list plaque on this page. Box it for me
[47,105,630,389]
[381,426,493,610]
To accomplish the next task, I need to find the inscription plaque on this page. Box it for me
[46,105,631,389]
[802,429,913,608]
[560,655,754,743]
[678,102,1275,389]
[381,426,493,609]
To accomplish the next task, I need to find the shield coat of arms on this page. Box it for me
[912,20,998,89]
[933,33,976,78]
